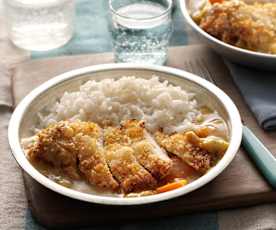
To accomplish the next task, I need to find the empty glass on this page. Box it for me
[4,0,75,51]
[109,0,173,65]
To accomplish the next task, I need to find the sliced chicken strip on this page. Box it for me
[104,120,172,180]
[144,131,172,161]
[75,135,119,191]
[105,144,157,193]
[155,131,218,174]
[123,120,172,179]
[132,131,172,179]
[28,120,119,191]
[28,121,81,179]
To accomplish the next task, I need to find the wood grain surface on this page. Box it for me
[12,45,276,229]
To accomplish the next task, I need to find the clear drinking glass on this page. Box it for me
[109,0,173,65]
[4,0,75,51]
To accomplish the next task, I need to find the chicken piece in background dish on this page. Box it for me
[75,134,119,191]
[104,145,157,193]
[155,130,228,174]
[196,0,276,54]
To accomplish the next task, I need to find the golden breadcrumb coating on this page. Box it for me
[105,145,157,193]
[26,119,228,194]
[132,140,172,179]
[155,131,221,173]
[104,119,172,180]
[103,126,130,146]
[68,120,101,138]
[28,121,83,179]
[28,121,119,191]
[122,119,145,140]
[103,119,145,146]
[197,0,276,54]
[75,135,119,190]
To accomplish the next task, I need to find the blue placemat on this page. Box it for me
[25,208,218,230]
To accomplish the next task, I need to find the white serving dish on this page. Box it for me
[8,63,242,205]
[180,0,276,70]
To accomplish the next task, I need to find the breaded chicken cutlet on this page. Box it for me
[195,0,276,54]
[75,135,119,190]
[27,121,87,180]
[28,121,119,191]
[105,145,157,193]
[155,131,228,174]
[104,120,173,180]
[26,119,228,194]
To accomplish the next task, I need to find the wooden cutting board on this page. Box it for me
[12,45,276,229]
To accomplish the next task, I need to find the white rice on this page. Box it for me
[39,76,201,133]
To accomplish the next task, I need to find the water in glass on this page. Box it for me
[110,1,173,65]
[4,0,74,51]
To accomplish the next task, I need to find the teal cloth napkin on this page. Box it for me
[226,62,276,131]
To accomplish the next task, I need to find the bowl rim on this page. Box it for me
[8,63,242,205]
[179,0,276,59]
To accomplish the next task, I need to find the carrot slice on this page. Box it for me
[156,179,188,193]
[209,0,223,4]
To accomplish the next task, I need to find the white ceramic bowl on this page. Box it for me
[8,64,242,205]
[180,0,276,70]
